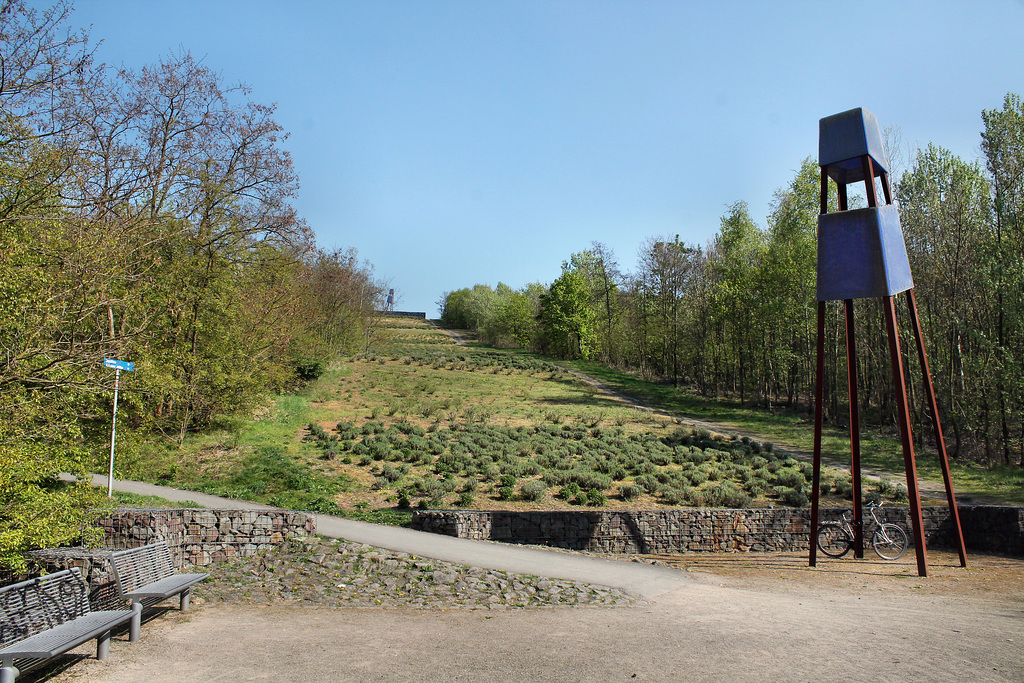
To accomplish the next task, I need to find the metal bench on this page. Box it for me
[109,541,208,642]
[0,568,134,683]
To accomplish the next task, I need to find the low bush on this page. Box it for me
[559,482,581,499]
[520,479,548,502]
[618,484,641,501]
[659,486,693,506]
[774,467,805,489]
[779,486,809,507]
[633,474,659,494]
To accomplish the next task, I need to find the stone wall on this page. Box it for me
[24,546,123,610]
[24,508,315,610]
[413,505,1024,556]
[95,508,316,567]
[385,311,427,319]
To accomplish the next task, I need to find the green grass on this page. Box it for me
[114,315,1022,520]
[112,491,205,508]
[332,508,414,527]
[565,359,1024,505]
[193,444,355,512]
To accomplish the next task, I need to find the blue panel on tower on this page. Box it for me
[816,204,913,301]
[819,107,890,185]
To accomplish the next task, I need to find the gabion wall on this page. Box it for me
[24,508,315,610]
[413,506,1024,556]
[95,508,316,566]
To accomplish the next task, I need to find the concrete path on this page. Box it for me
[82,474,688,600]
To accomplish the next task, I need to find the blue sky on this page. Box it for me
[62,0,1023,315]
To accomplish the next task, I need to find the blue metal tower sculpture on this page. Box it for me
[809,108,967,577]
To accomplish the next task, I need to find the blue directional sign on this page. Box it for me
[103,358,135,372]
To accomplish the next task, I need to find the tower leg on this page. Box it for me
[809,300,827,567]
[844,299,864,557]
[861,155,878,207]
[906,289,968,567]
[882,295,929,577]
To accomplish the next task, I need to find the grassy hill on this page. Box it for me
[120,317,1020,518]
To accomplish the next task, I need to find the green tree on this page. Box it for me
[709,201,766,403]
[634,236,698,385]
[0,2,387,569]
[980,93,1024,465]
[761,158,820,409]
[0,4,113,569]
[486,287,539,348]
[540,267,597,360]
[898,143,992,458]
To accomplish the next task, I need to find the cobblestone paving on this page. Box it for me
[195,536,635,610]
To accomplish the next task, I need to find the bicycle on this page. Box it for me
[816,500,908,560]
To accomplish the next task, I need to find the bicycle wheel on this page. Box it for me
[817,524,852,558]
[872,524,908,560]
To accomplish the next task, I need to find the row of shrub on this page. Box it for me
[357,349,568,376]
[303,419,885,509]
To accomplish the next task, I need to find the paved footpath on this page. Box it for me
[48,475,1023,683]
[84,475,687,600]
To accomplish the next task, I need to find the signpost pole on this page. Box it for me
[107,368,121,497]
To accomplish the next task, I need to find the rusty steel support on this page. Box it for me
[906,289,968,567]
[882,295,929,577]
[880,171,893,205]
[844,299,864,557]
[809,299,827,568]
[861,155,878,207]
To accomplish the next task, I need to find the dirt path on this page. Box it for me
[50,476,1023,682]
[41,551,1024,683]
[430,320,468,346]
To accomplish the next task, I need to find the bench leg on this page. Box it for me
[130,600,143,642]
[180,587,191,611]
[97,629,112,660]
[1,657,19,683]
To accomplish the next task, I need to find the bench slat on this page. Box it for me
[108,541,208,643]
[0,609,134,659]
[120,573,209,600]
[109,543,177,594]
[1,568,134,680]
[1,570,90,648]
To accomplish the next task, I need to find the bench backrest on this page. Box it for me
[109,542,176,595]
[0,568,91,648]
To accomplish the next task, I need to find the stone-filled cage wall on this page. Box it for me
[412,506,1024,556]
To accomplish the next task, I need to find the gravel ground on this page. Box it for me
[22,545,1024,683]
[195,536,635,610]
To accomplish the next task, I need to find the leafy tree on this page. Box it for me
[761,158,820,409]
[439,285,499,331]
[577,243,623,363]
[980,93,1024,465]
[0,2,112,569]
[709,201,766,403]
[633,236,698,385]
[0,3,388,569]
[898,143,991,457]
[540,266,597,360]
[488,288,539,348]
